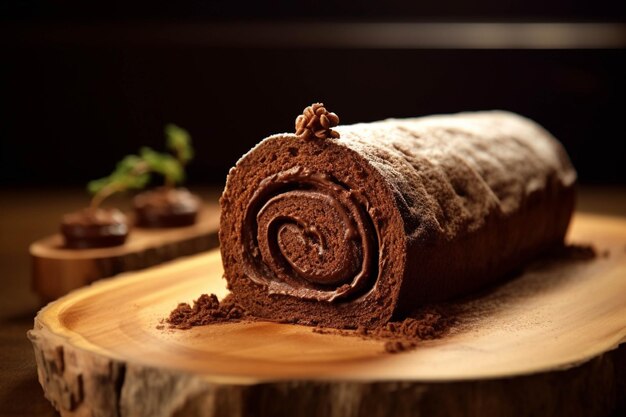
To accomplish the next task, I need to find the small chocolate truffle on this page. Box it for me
[61,208,129,249]
[133,187,201,228]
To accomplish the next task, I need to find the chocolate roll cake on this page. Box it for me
[219,104,576,328]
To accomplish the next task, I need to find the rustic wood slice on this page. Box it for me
[30,205,220,302]
[28,213,626,417]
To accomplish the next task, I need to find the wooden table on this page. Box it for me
[0,187,221,417]
[0,186,624,416]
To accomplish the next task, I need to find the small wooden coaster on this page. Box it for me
[30,205,220,302]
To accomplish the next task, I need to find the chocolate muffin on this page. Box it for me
[61,208,129,249]
[133,187,201,228]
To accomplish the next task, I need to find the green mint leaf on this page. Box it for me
[165,124,194,164]
[113,171,150,190]
[140,147,184,185]
[115,155,144,173]
[87,154,150,196]
[87,177,111,195]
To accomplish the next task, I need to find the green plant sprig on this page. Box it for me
[86,124,194,209]
[87,155,150,210]
[139,147,183,189]
[165,124,194,166]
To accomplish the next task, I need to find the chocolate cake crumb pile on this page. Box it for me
[314,308,456,353]
[547,243,598,260]
[164,294,454,353]
[373,310,455,353]
[295,103,340,140]
[166,294,245,329]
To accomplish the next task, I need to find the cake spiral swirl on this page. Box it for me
[241,166,379,302]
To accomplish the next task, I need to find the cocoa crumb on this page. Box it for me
[311,307,455,354]
[166,294,245,329]
[312,327,334,335]
[367,308,455,353]
[384,340,417,353]
[377,309,452,340]
[547,244,597,261]
[355,325,368,336]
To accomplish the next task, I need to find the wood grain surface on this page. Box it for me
[28,212,626,417]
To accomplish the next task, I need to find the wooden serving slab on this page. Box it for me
[30,206,219,302]
[28,213,626,417]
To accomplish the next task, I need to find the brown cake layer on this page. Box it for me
[219,111,577,328]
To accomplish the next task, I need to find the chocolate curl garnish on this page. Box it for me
[295,103,340,140]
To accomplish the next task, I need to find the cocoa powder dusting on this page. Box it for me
[313,307,456,353]
[166,294,245,329]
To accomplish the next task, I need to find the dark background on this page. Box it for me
[1,1,625,189]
